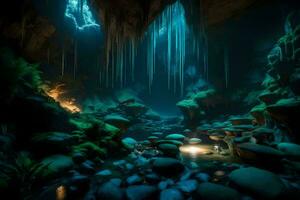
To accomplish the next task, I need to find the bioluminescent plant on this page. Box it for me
[65,0,100,30]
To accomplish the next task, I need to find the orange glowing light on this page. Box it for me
[44,84,81,113]
[56,185,67,200]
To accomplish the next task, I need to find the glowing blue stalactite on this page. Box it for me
[147,1,187,95]
[65,0,100,30]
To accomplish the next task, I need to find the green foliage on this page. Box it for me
[0,48,42,101]
[0,152,49,199]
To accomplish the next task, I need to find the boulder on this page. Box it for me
[258,91,281,105]
[176,179,198,193]
[124,102,148,116]
[229,167,286,199]
[165,134,186,141]
[195,183,240,200]
[236,143,284,161]
[277,142,300,159]
[152,158,184,177]
[125,185,158,200]
[104,114,130,130]
[122,137,137,150]
[73,142,107,158]
[97,181,124,200]
[158,144,179,157]
[188,138,202,145]
[160,189,184,200]
[250,104,266,125]
[31,132,75,154]
[41,155,74,178]
[176,99,201,125]
[229,117,253,125]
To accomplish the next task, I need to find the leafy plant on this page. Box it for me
[0,152,49,199]
[0,47,42,101]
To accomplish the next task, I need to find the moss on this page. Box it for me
[176,99,198,110]
[192,89,216,101]
[73,142,107,158]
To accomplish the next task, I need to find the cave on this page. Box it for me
[1,0,300,199]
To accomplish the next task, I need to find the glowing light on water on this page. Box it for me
[65,0,100,30]
[179,145,210,157]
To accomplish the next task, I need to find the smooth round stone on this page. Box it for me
[165,134,186,141]
[229,167,286,199]
[176,179,198,193]
[160,189,184,200]
[126,174,143,185]
[158,144,179,157]
[122,137,137,150]
[96,169,112,177]
[195,173,210,182]
[153,157,184,177]
[97,182,124,200]
[188,138,202,145]
[126,185,158,200]
[196,183,240,200]
[277,142,300,159]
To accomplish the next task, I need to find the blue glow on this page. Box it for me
[65,0,100,30]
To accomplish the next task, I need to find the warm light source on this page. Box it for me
[179,145,210,157]
[56,185,67,200]
[44,84,81,113]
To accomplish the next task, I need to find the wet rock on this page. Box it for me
[236,143,284,161]
[160,188,184,200]
[158,143,179,157]
[165,134,186,141]
[73,142,107,158]
[124,102,148,116]
[153,157,184,177]
[72,152,86,164]
[145,173,161,184]
[229,117,253,125]
[104,114,130,130]
[126,174,143,185]
[267,98,300,140]
[122,137,137,150]
[176,99,201,125]
[195,173,210,182]
[41,155,74,178]
[250,104,266,125]
[96,169,112,177]
[277,142,300,159]
[97,181,124,200]
[80,160,96,174]
[251,127,275,144]
[188,138,202,145]
[31,132,75,154]
[258,91,281,105]
[158,179,175,190]
[145,109,161,121]
[229,167,286,199]
[176,179,198,193]
[125,185,158,200]
[195,183,240,200]
[109,178,123,187]
[157,139,183,146]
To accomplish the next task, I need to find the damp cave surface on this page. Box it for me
[1,0,300,200]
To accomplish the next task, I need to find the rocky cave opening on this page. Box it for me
[1,0,300,200]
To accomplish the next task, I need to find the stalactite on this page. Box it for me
[73,40,78,79]
[61,45,65,77]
